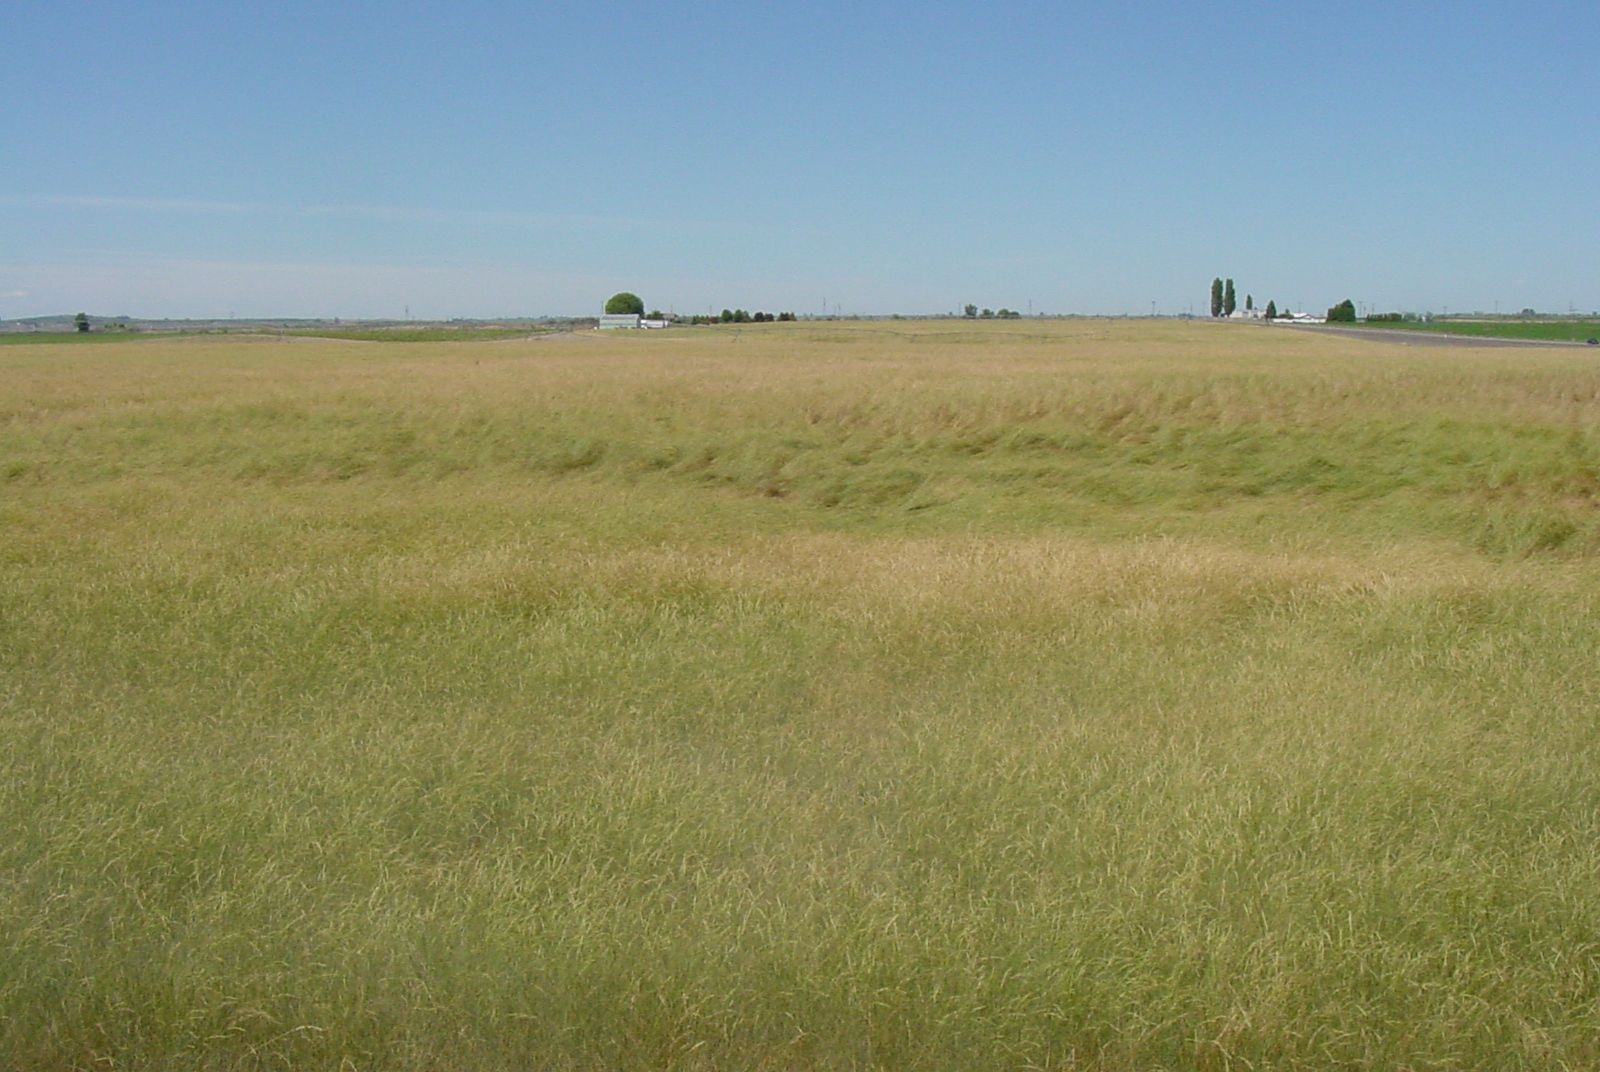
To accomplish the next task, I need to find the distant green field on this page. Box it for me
[0,329,162,345]
[0,326,559,346]
[6,321,1600,1071]
[285,325,553,342]
[1371,318,1600,342]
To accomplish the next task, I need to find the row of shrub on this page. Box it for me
[687,310,799,324]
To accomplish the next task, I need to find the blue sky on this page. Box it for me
[4,0,1597,319]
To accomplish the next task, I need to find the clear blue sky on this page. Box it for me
[5,0,1597,319]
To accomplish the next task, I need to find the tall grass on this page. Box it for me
[4,321,1600,1069]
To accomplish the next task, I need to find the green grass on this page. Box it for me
[5,322,1600,1070]
[1361,318,1600,343]
[0,326,556,346]
[0,330,170,345]
[284,325,555,342]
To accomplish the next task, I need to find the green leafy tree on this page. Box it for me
[1210,279,1223,318]
[1245,294,1253,311]
[964,304,978,318]
[604,292,645,315]
[720,309,735,323]
[1265,300,1277,320]
[1326,299,1357,322]
[1223,279,1236,317]
[74,312,90,333]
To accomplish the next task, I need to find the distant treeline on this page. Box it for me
[688,310,798,324]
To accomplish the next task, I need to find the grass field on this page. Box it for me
[283,325,553,343]
[5,320,1600,1070]
[1365,318,1600,343]
[0,330,168,346]
[0,325,553,346]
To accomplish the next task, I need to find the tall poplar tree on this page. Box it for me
[1210,278,1224,318]
[1223,279,1237,317]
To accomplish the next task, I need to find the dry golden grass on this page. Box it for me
[5,320,1600,1070]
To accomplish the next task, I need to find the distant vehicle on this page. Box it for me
[1588,338,1599,345]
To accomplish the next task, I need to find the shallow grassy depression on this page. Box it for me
[4,320,1600,1070]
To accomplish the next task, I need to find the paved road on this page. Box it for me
[1272,323,1599,349]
